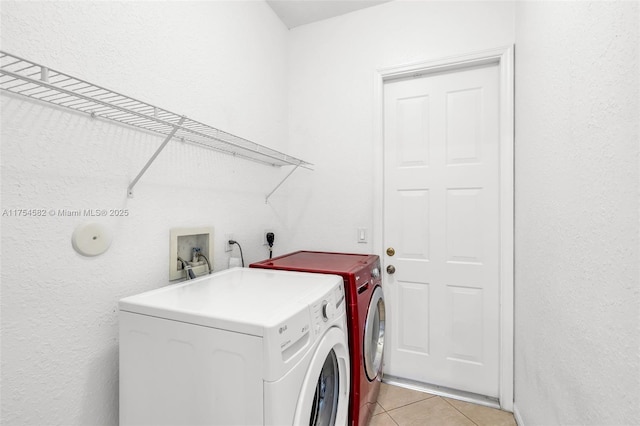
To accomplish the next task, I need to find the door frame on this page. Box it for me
[372,46,514,411]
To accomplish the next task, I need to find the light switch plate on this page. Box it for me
[357,227,367,243]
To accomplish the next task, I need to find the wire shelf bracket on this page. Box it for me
[127,116,186,198]
[0,51,313,197]
[265,164,300,204]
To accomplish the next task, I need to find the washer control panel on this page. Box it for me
[321,301,333,321]
[311,281,345,335]
[269,278,344,379]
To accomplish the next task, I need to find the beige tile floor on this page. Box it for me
[370,383,517,426]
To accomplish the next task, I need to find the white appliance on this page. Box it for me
[119,267,350,426]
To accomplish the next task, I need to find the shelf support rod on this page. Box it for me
[127,116,186,198]
[265,164,301,204]
[40,66,49,83]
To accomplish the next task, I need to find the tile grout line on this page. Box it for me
[388,412,401,426]
[380,395,440,426]
[372,402,401,426]
[380,405,400,426]
[441,397,480,426]
[378,394,436,415]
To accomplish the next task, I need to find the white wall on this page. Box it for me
[514,1,640,424]
[283,1,515,255]
[4,0,638,425]
[0,1,290,424]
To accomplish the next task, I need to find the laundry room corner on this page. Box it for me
[0,2,293,424]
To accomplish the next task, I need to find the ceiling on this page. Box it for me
[266,0,393,29]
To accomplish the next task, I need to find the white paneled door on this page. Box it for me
[383,63,500,398]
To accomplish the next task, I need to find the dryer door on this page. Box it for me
[364,286,386,381]
[294,327,350,426]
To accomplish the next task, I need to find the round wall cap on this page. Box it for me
[72,222,112,257]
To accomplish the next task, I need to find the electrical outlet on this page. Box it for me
[225,234,234,252]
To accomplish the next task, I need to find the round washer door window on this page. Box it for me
[309,349,339,426]
[364,286,386,381]
[294,327,350,426]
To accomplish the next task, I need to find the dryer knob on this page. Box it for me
[321,301,334,321]
[371,268,380,279]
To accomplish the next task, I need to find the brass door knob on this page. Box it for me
[386,247,395,256]
[386,265,396,274]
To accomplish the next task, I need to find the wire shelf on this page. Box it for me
[0,50,312,175]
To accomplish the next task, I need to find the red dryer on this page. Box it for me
[250,251,385,426]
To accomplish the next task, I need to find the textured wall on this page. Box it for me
[0,2,290,425]
[3,1,638,425]
[514,1,640,424]
[283,1,515,254]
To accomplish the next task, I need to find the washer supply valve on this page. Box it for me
[177,257,196,280]
[192,247,201,263]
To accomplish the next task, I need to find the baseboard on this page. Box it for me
[513,402,525,426]
[383,375,500,410]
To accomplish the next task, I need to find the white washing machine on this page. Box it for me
[119,267,350,426]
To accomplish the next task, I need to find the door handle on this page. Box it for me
[386,265,396,274]
[386,247,395,256]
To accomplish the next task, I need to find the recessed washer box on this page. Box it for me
[169,227,213,281]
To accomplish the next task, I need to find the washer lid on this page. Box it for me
[119,268,342,337]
